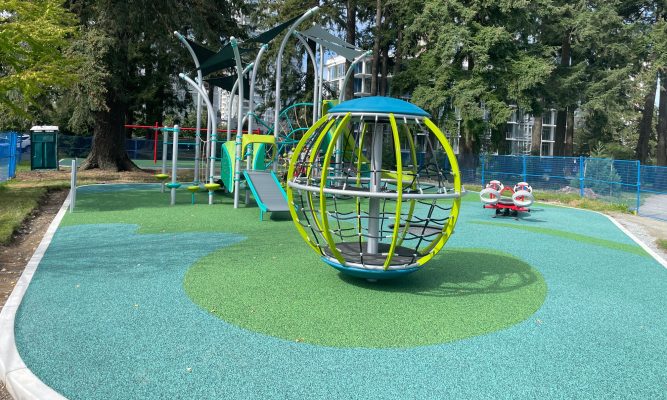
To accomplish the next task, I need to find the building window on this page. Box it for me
[353,78,361,93]
[541,142,553,156]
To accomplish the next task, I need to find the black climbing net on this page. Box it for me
[288,114,461,270]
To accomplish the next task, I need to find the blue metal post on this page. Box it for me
[579,155,584,197]
[522,154,527,183]
[480,155,485,187]
[636,160,641,214]
[8,133,17,179]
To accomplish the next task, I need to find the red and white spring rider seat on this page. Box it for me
[480,180,534,217]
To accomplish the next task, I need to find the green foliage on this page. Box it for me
[0,0,80,129]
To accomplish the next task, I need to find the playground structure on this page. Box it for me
[480,180,534,217]
[171,7,372,214]
[286,97,463,280]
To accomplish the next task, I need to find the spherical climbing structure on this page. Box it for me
[286,97,464,279]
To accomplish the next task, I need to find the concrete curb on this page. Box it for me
[0,192,70,399]
[604,214,667,269]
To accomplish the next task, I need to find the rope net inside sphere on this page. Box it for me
[287,110,463,276]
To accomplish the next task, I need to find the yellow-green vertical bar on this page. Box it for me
[286,116,333,254]
[415,117,462,265]
[318,113,352,266]
[383,114,404,269]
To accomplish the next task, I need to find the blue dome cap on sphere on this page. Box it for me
[328,96,431,117]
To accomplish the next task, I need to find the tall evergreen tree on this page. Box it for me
[67,0,246,170]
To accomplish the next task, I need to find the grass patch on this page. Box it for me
[657,239,667,251]
[0,160,159,245]
[0,185,47,244]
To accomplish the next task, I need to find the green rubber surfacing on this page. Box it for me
[185,247,547,348]
[13,184,667,399]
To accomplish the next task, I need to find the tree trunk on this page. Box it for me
[345,0,356,101]
[380,42,389,96]
[554,110,566,156]
[81,29,135,171]
[530,111,542,156]
[370,0,382,96]
[657,70,667,166]
[565,107,575,156]
[459,123,477,170]
[635,74,657,164]
[81,97,135,171]
[391,27,403,96]
[554,32,571,157]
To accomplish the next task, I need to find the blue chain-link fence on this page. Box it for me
[56,136,667,220]
[0,132,19,182]
[451,154,667,221]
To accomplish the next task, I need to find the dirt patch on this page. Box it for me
[9,168,160,187]
[608,212,667,260]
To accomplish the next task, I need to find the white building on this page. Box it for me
[324,55,376,98]
[505,108,557,156]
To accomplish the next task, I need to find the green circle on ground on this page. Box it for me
[184,246,547,348]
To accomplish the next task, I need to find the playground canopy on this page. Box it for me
[205,75,251,99]
[197,14,366,78]
[183,38,216,65]
[299,25,365,61]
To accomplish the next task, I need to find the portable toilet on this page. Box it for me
[30,126,59,170]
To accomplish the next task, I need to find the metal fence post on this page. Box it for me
[636,160,641,214]
[480,155,485,187]
[579,155,584,197]
[522,154,527,183]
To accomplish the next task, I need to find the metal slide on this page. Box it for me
[243,170,289,221]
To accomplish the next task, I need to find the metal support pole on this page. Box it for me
[248,44,268,135]
[69,159,77,213]
[339,50,372,102]
[174,31,203,186]
[232,37,244,209]
[170,125,180,206]
[294,32,319,125]
[179,74,218,204]
[273,6,319,172]
[367,122,384,255]
[226,63,254,142]
[317,43,324,118]
[161,129,168,193]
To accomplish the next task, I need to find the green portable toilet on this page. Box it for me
[30,126,59,170]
